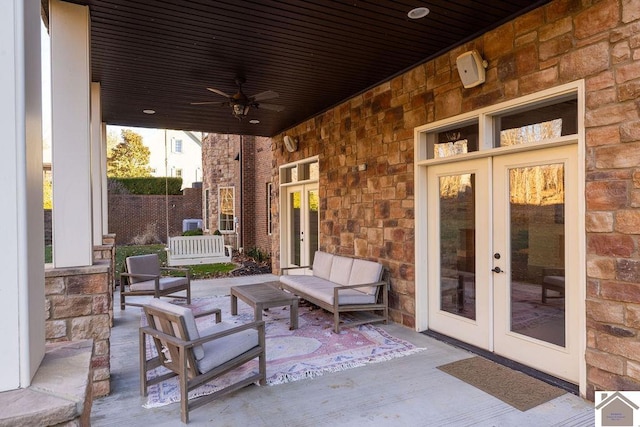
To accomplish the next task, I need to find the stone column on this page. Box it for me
[50,0,93,268]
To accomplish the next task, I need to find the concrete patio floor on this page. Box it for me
[91,274,594,426]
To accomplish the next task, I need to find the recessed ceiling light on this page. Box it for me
[249,119,260,124]
[408,7,430,19]
[142,109,156,114]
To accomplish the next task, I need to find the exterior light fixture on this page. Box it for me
[408,7,430,19]
[249,119,260,124]
[142,109,156,114]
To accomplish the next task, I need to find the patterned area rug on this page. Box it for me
[142,296,425,408]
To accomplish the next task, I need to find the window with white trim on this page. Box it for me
[218,186,235,232]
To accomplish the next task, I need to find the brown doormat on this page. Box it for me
[437,356,567,411]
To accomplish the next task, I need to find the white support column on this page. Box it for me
[101,122,109,235]
[0,0,45,391]
[91,82,103,245]
[50,0,93,267]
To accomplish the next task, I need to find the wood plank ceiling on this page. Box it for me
[55,0,550,137]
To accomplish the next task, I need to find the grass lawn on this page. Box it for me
[116,244,237,280]
[46,244,237,280]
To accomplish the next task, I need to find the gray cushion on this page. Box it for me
[146,299,205,360]
[302,283,376,306]
[126,254,161,283]
[280,274,333,291]
[196,322,259,374]
[329,256,353,286]
[543,275,565,288]
[130,277,188,292]
[348,259,383,295]
[312,251,334,280]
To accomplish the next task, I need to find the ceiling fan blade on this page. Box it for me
[206,87,232,98]
[256,103,285,112]
[252,90,279,102]
[190,101,227,106]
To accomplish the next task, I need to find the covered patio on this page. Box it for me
[92,274,594,426]
[3,0,640,424]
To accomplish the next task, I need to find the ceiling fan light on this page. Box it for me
[232,104,244,117]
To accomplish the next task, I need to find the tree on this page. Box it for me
[107,129,152,177]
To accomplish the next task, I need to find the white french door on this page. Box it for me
[427,145,579,382]
[284,184,319,269]
[427,158,491,349]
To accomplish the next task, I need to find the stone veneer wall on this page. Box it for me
[45,261,112,398]
[271,0,640,399]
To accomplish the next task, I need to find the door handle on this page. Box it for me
[491,266,503,273]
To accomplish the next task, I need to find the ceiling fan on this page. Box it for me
[191,77,285,119]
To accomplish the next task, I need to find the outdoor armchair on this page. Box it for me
[140,299,266,423]
[120,253,191,309]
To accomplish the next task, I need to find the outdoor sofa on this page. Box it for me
[279,251,388,333]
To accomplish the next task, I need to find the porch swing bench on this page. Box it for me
[166,235,233,266]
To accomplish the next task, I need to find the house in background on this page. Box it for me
[201,134,273,254]
[108,126,203,189]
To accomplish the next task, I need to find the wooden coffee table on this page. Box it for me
[230,282,299,330]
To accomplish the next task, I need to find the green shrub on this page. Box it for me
[246,247,271,263]
[213,229,222,236]
[108,177,183,195]
[182,228,203,236]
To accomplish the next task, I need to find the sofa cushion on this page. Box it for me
[312,251,334,280]
[348,259,383,295]
[130,277,188,292]
[329,256,353,286]
[303,284,376,306]
[146,299,205,360]
[280,274,333,292]
[197,322,259,374]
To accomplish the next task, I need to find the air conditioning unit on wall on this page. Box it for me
[182,218,203,232]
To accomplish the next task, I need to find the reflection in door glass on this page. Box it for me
[509,164,565,347]
[290,191,301,266]
[308,189,319,266]
[439,174,476,320]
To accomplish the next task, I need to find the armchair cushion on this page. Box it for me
[126,254,160,283]
[130,277,189,292]
[147,299,206,360]
[196,322,260,374]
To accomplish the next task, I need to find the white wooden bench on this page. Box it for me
[166,235,233,266]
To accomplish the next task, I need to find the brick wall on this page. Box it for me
[202,134,272,253]
[270,0,640,398]
[108,187,202,245]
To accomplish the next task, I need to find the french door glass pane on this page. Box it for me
[439,173,476,320]
[509,164,566,347]
[308,189,319,266]
[290,191,301,266]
